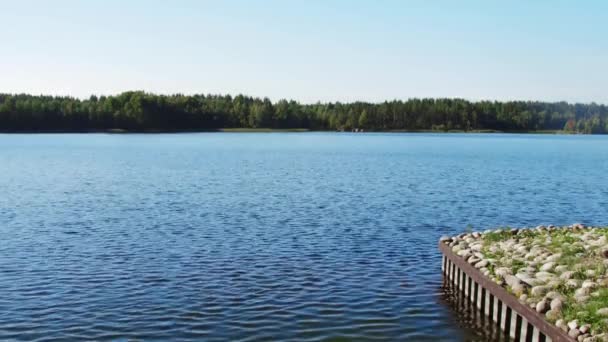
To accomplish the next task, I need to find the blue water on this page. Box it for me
[1,133,608,341]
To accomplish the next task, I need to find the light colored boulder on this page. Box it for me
[550,297,563,311]
[536,299,550,313]
[495,267,512,277]
[474,260,489,269]
[565,279,580,288]
[545,309,560,321]
[560,271,575,280]
[504,274,521,287]
[531,285,550,297]
[555,318,568,332]
[540,262,556,271]
[535,271,556,282]
[546,253,562,262]
[582,280,597,289]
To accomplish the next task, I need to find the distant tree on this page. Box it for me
[0,92,607,134]
[358,110,368,128]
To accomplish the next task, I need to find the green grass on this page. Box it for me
[482,229,513,243]
[563,288,608,333]
[511,259,526,273]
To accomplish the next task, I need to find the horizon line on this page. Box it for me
[2,91,607,106]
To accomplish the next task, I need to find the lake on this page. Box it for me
[1,132,608,341]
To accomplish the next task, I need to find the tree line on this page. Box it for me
[1,91,607,133]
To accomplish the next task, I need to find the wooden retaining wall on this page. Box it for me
[439,242,573,342]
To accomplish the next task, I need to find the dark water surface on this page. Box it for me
[2,133,608,341]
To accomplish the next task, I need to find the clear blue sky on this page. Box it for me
[1,0,606,103]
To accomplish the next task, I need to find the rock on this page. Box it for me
[504,274,521,287]
[546,309,560,321]
[521,266,536,274]
[588,334,608,342]
[519,277,545,287]
[535,271,556,281]
[590,236,607,247]
[560,271,575,280]
[580,324,591,334]
[582,280,597,289]
[574,295,590,303]
[511,283,526,296]
[565,279,580,288]
[470,243,483,252]
[569,328,581,338]
[536,299,550,314]
[583,336,602,342]
[546,291,565,300]
[515,270,533,279]
[597,308,608,316]
[575,287,591,296]
[555,265,569,273]
[457,249,472,258]
[547,279,562,288]
[495,267,512,277]
[546,253,562,262]
[585,269,596,277]
[555,319,568,332]
[568,320,579,330]
[550,297,563,311]
[531,285,550,297]
[467,257,480,265]
[474,259,489,269]
[525,251,540,259]
[540,262,556,271]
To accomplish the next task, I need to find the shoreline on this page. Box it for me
[0,128,588,134]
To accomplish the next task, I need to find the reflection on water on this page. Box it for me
[440,279,512,341]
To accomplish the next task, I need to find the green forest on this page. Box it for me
[1,92,607,133]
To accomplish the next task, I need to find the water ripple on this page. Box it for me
[1,133,608,340]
